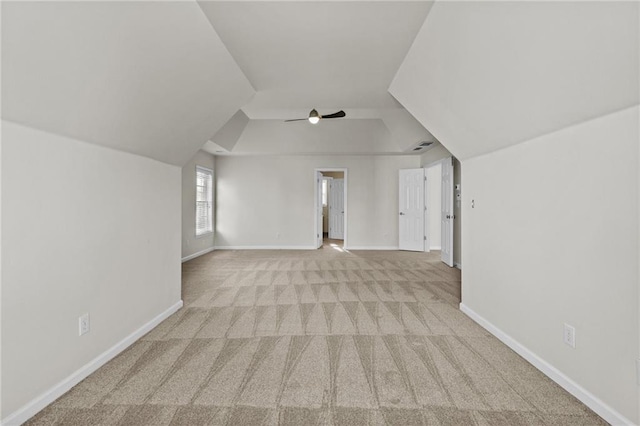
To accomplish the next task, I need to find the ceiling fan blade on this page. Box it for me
[284,118,308,122]
[321,110,346,119]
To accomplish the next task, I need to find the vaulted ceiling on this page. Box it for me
[2,1,637,164]
[390,1,639,160]
[2,1,254,166]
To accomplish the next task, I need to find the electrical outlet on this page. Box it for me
[79,313,90,336]
[563,323,575,348]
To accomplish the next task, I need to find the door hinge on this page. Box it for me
[424,236,427,241]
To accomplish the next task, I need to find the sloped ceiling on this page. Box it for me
[197,0,437,156]
[203,109,250,154]
[199,1,433,114]
[390,1,639,160]
[226,119,393,155]
[2,1,255,166]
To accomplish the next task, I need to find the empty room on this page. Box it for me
[1,1,639,425]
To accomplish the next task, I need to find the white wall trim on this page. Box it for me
[454,262,462,270]
[1,301,183,426]
[430,245,442,250]
[347,246,399,251]
[214,245,316,250]
[181,247,215,263]
[459,303,634,426]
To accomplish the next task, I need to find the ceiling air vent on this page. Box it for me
[408,140,435,153]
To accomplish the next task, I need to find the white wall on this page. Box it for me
[1,121,182,420]
[215,155,419,249]
[182,151,216,261]
[425,163,441,250]
[462,106,639,424]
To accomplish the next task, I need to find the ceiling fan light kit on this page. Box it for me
[308,109,320,124]
[285,109,346,123]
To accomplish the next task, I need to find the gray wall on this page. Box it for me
[462,106,639,422]
[215,155,420,249]
[2,121,182,418]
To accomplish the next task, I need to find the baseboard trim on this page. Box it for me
[346,246,399,250]
[459,303,633,426]
[454,262,462,270]
[1,300,183,426]
[181,247,215,263]
[430,245,442,250]
[214,245,316,250]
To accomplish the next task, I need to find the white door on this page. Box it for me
[441,158,454,266]
[399,169,425,251]
[316,171,323,248]
[329,179,345,240]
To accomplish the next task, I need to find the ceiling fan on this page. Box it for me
[284,109,346,124]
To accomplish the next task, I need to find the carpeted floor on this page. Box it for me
[27,248,605,425]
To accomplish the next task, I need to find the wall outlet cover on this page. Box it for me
[79,313,90,336]
[563,323,575,348]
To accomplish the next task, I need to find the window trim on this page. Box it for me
[195,165,214,238]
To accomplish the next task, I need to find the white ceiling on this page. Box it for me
[8,1,631,163]
[2,1,437,162]
[2,2,255,166]
[199,1,434,119]
[391,1,640,160]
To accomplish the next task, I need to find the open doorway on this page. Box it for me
[424,162,442,252]
[314,168,347,249]
[422,157,456,267]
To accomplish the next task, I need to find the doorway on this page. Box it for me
[399,158,456,267]
[423,157,454,267]
[424,162,442,252]
[314,169,347,249]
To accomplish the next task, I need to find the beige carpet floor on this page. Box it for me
[27,248,605,425]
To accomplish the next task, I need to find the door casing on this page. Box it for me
[314,168,348,248]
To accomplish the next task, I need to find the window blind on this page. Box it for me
[195,166,213,236]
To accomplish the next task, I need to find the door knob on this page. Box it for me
[399,212,405,216]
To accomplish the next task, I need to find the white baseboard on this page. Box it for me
[430,245,442,250]
[346,246,399,250]
[459,303,634,426]
[214,245,316,250]
[1,301,183,426]
[181,247,215,263]
[454,262,462,270]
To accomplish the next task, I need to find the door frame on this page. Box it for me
[440,157,455,267]
[423,158,445,253]
[314,168,348,249]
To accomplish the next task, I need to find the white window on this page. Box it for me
[195,166,213,236]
